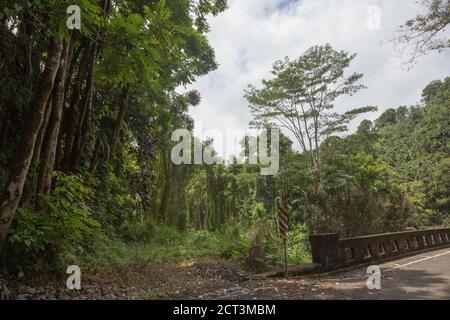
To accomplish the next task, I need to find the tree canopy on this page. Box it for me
[245,44,377,184]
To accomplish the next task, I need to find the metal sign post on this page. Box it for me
[283,237,288,279]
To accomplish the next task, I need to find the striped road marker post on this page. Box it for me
[278,195,289,279]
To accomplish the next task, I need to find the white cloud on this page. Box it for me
[187,0,450,155]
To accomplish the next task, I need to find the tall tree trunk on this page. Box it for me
[89,138,101,175]
[0,108,11,155]
[54,122,64,171]
[67,1,110,170]
[0,39,63,252]
[31,99,53,168]
[159,149,171,222]
[70,43,98,170]
[35,41,70,212]
[55,33,80,172]
[61,41,92,172]
[108,86,130,162]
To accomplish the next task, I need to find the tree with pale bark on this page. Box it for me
[245,44,376,187]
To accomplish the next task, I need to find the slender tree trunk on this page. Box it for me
[61,42,92,172]
[0,39,63,252]
[55,34,79,172]
[0,108,11,155]
[54,124,64,171]
[313,122,321,170]
[67,2,110,170]
[108,86,130,162]
[35,41,70,212]
[70,44,97,170]
[31,99,53,168]
[89,138,101,175]
[159,149,171,222]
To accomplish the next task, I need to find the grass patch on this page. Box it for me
[79,228,225,273]
[68,220,312,284]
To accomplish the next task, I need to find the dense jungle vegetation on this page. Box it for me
[0,0,448,278]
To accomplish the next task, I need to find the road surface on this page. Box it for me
[318,247,450,299]
[185,247,450,300]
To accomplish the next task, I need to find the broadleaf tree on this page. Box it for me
[244,44,376,187]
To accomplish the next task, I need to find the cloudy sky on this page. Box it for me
[186,0,450,156]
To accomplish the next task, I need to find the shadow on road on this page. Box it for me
[326,267,450,300]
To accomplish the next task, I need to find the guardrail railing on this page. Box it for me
[309,228,450,271]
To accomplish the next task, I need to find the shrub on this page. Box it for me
[218,219,250,261]
[119,219,155,242]
[287,223,311,265]
[9,173,100,270]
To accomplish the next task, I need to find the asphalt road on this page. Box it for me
[319,247,450,299]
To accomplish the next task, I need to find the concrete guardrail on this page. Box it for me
[309,228,450,271]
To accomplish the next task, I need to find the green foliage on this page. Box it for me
[374,77,450,225]
[218,219,250,261]
[119,219,156,242]
[286,224,311,265]
[1,0,448,279]
[82,224,224,271]
[217,214,311,272]
[9,173,100,270]
[244,44,375,182]
[91,167,140,229]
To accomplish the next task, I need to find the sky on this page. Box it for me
[186,0,450,157]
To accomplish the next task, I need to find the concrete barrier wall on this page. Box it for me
[309,228,450,271]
